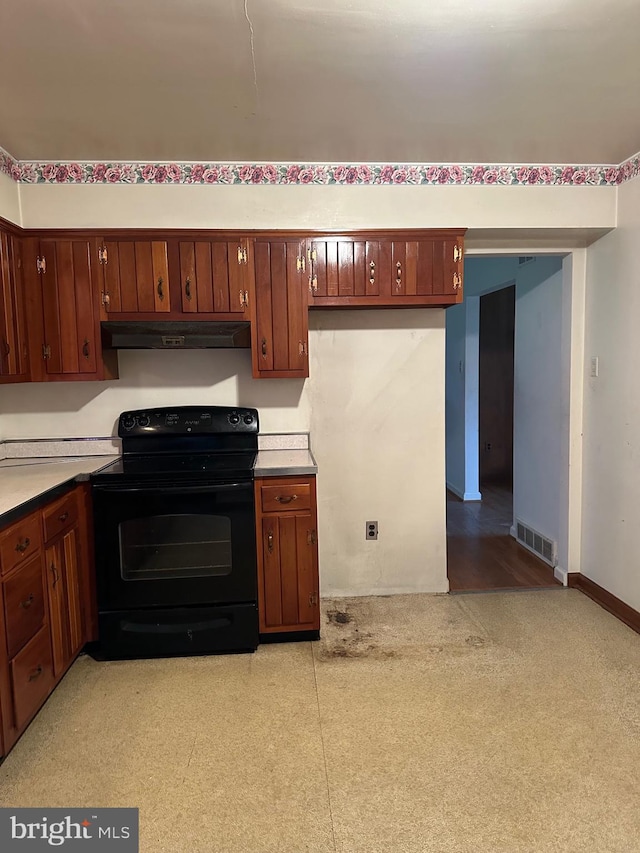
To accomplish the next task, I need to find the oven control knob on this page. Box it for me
[229,413,241,425]
[122,415,137,431]
[243,414,254,425]
[138,415,150,427]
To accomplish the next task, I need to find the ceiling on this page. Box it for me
[1,0,639,164]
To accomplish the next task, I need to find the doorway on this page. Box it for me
[445,256,565,593]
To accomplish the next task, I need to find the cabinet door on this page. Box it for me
[45,525,83,678]
[0,232,29,381]
[308,238,389,303]
[436,236,464,298]
[178,240,248,314]
[99,240,170,314]
[252,240,309,378]
[35,238,105,377]
[260,514,318,631]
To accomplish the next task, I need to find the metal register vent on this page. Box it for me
[515,519,557,567]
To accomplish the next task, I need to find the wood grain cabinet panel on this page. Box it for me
[0,231,29,383]
[10,625,54,732]
[22,236,117,382]
[255,476,319,635]
[251,239,309,379]
[99,240,170,315]
[0,513,41,576]
[4,556,46,659]
[307,231,464,307]
[178,240,249,314]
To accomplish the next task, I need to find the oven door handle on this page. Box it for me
[93,482,252,495]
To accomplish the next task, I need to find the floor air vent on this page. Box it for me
[515,519,557,566]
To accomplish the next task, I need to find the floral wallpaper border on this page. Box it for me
[1,147,639,186]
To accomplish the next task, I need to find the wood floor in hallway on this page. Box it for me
[447,484,561,592]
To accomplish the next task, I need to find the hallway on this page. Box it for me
[447,485,561,592]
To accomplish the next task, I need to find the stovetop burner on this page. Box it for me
[94,450,257,482]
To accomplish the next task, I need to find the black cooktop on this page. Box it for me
[92,451,257,483]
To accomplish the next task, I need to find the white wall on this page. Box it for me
[309,310,447,596]
[17,182,616,230]
[582,176,640,611]
[0,172,21,225]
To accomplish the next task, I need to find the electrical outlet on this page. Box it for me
[366,521,378,540]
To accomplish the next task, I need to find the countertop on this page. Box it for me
[253,449,317,477]
[0,455,121,525]
[0,448,317,526]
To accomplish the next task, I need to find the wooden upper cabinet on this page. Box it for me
[23,237,117,381]
[251,238,309,379]
[0,231,29,383]
[307,231,465,307]
[177,239,249,315]
[99,240,170,315]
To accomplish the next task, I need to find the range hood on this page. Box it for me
[101,321,252,350]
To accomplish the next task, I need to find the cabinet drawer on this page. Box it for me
[0,513,41,576]
[43,492,78,544]
[11,624,53,731]
[260,482,311,513]
[4,555,46,658]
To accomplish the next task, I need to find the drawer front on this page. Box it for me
[11,624,54,731]
[43,492,78,544]
[4,555,46,658]
[261,482,311,514]
[0,514,41,576]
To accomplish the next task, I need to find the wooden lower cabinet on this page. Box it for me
[0,485,94,757]
[255,476,320,635]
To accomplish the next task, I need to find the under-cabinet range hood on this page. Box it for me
[101,321,252,350]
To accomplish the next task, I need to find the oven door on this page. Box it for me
[92,480,256,611]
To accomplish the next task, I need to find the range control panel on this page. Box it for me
[118,406,259,436]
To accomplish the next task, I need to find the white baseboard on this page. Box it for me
[554,566,568,587]
[447,482,482,501]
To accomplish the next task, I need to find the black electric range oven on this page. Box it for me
[91,406,259,659]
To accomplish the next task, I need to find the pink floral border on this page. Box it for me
[1,147,639,186]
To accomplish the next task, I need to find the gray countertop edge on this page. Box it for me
[253,448,318,478]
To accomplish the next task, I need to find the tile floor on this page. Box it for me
[1,590,639,852]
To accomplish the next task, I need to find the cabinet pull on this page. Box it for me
[395,261,402,291]
[307,529,317,546]
[28,665,43,682]
[261,338,268,359]
[19,593,34,610]
[59,511,69,523]
[369,260,376,285]
[15,537,30,554]
[309,275,318,293]
[157,277,165,300]
[298,341,307,357]
[267,530,274,553]
[82,339,90,359]
[101,291,111,308]
[275,494,297,504]
[185,277,192,300]
[51,564,59,588]
[308,594,318,607]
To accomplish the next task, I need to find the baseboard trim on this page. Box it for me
[554,566,568,587]
[568,573,640,635]
[446,482,482,502]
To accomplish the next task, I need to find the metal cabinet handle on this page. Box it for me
[20,593,34,609]
[369,260,376,285]
[15,537,30,553]
[261,338,268,359]
[82,339,90,359]
[58,511,69,523]
[267,530,274,553]
[453,244,462,263]
[28,665,43,682]
[157,277,164,300]
[395,261,402,291]
[185,277,192,300]
[51,564,59,588]
[101,291,111,308]
[275,494,297,504]
[453,272,462,291]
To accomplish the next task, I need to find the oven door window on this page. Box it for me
[119,513,232,580]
